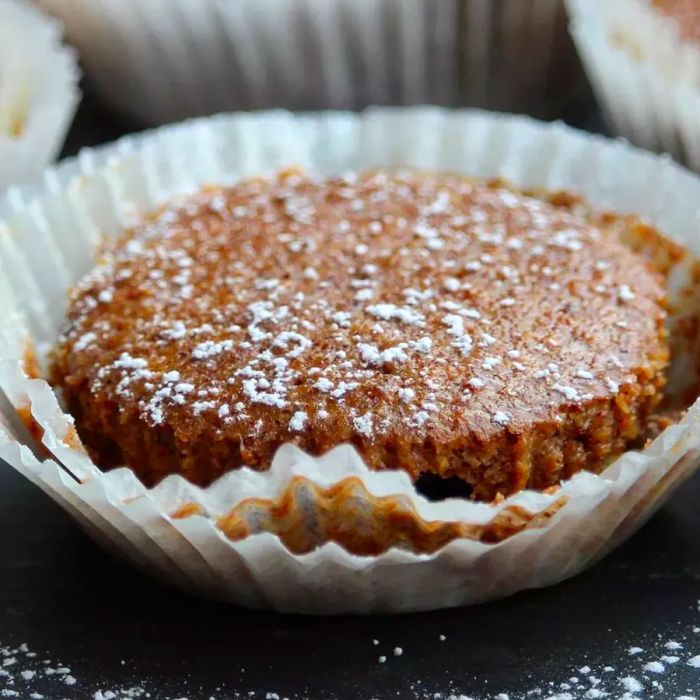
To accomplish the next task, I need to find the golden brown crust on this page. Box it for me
[51,171,669,500]
[172,476,569,555]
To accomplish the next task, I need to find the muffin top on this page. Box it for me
[651,0,700,45]
[54,170,667,465]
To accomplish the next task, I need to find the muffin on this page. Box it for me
[0,0,79,188]
[2,109,700,612]
[36,0,583,125]
[566,0,700,169]
[51,170,669,501]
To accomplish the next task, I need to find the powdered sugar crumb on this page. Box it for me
[492,411,512,427]
[643,660,665,673]
[620,676,643,693]
[289,411,308,432]
[353,413,373,438]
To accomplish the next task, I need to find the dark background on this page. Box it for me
[0,93,698,700]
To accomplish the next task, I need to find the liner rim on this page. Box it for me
[0,0,81,186]
[2,106,699,536]
[564,0,700,168]
[34,0,576,124]
[1,107,700,612]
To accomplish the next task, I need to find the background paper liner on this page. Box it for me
[2,108,700,613]
[566,0,700,172]
[35,0,583,126]
[0,0,80,190]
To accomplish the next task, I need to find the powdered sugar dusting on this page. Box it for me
[55,170,667,477]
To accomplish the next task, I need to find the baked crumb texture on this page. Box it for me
[51,171,669,502]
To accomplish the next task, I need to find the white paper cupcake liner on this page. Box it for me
[0,0,80,190]
[566,0,700,171]
[35,0,580,126]
[2,107,700,613]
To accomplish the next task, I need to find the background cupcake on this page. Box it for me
[0,0,80,189]
[566,0,700,170]
[35,0,585,126]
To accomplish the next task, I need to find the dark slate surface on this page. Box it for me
[1,464,698,699]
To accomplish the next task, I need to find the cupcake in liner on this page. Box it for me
[2,108,700,613]
[566,0,700,171]
[0,0,80,190]
[35,0,581,126]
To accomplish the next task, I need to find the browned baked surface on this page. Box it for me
[51,171,669,500]
[173,476,568,555]
[651,0,700,44]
